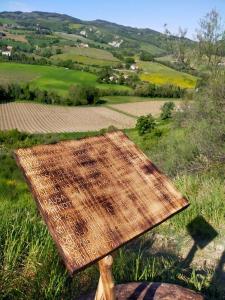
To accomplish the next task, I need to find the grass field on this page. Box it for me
[68,23,83,29]
[138,61,198,89]
[0,63,131,95]
[140,42,166,56]
[56,32,110,49]
[156,55,175,62]
[51,47,119,66]
[0,17,16,24]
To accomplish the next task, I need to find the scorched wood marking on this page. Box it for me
[14,131,189,274]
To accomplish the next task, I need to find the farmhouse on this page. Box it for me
[1,51,11,57]
[80,30,87,37]
[108,40,123,48]
[78,43,89,48]
[130,64,139,71]
[218,61,225,67]
[1,46,13,57]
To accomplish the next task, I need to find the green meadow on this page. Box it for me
[0,63,131,95]
[140,42,166,56]
[51,46,120,67]
[68,23,83,29]
[138,61,198,89]
[55,32,110,49]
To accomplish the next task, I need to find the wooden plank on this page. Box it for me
[14,131,189,275]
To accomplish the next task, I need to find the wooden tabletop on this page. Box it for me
[15,131,189,275]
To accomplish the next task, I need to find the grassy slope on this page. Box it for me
[51,47,120,66]
[0,63,131,95]
[0,17,16,24]
[55,32,110,49]
[140,42,167,56]
[156,54,175,62]
[68,23,83,29]
[0,128,223,299]
[138,61,198,89]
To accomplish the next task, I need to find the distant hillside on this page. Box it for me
[0,11,193,56]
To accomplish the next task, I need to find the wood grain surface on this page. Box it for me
[14,131,189,274]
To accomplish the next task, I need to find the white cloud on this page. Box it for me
[6,1,33,12]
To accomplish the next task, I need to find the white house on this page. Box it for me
[80,30,87,37]
[108,40,123,48]
[218,62,225,67]
[79,43,89,48]
[1,50,11,57]
[1,46,13,57]
[130,64,139,71]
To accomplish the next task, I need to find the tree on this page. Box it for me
[69,85,99,105]
[84,86,99,104]
[172,69,225,172]
[69,85,87,105]
[160,101,175,120]
[139,51,154,62]
[125,57,135,69]
[125,57,135,64]
[196,9,225,65]
[56,48,62,55]
[97,67,113,83]
[136,114,156,135]
[164,24,189,65]
[41,48,53,58]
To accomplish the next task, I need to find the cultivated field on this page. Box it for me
[0,63,131,95]
[0,29,28,43]
[102,95,180,104]
[0,102,135,133]
[138,61,198,89]
[51,46,120,66]
[109,100,181,117]
[0,100,180,133]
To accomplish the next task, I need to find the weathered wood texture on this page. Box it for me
[15,131,189,274]
[95,255,115,300]
[78,282,204,300]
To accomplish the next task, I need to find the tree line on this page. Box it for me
[0,83,130,106]
[0,80,185,106]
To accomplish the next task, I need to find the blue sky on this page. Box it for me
[0,0,225,38]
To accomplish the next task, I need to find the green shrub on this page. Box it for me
[69,84,99,105]
[134,83,185,98]
[160,101,175,120]
[139,51,154,61]
[136,114,156,135]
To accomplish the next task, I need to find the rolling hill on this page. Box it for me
[0,11,194,56]
[0,63,131,95]
[0,11,198,91]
